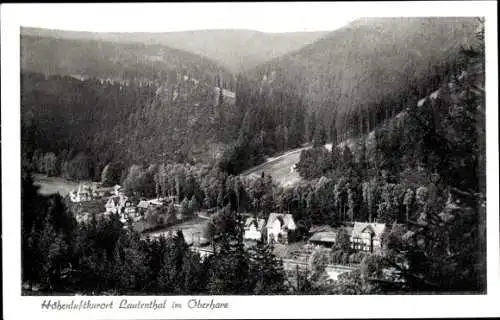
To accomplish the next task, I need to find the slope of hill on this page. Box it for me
[242,145,309,187]
[243,49,485,189]
[21,34,240,180]
[21,34,234,86]
[249,17,481,141]
[21,27,329,73]
[21,69,237,181]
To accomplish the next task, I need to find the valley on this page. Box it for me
[20,17,486,296]
[21,27,329,73]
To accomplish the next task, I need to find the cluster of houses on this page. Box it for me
[241,213,298,245]
[104,195,139,224]
[242,213,387,254]
[186,213,387,271]
[104,196,184,226]
[70,182,185,228]
[308,222,387,253]
[71,181,387,258]
[70,183,123,203]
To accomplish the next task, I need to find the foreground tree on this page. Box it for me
[249,241,289,294]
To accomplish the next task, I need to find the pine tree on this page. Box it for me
[313,119,327,148]
[37,214,68,290]
[357,137,368,178]
[158,230,191,293]
[342,145,354,172]
[249,241,288,294]
[207,209,252,294]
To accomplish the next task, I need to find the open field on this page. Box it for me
[32,174,87,196]
[242,143,334,188]
[242,146,308,188]
[241,137,370,189]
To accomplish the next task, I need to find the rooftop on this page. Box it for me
[266,213,295,229]
[244,217,266,230]
[309,231,338,243]
[351,222,386,238]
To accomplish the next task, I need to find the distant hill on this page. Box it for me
[21,27,329,73]
[21,33,234,86]
[242,54,485,189]
[249,17,481,140]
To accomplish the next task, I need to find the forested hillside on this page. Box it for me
[21,71,232,180]
[250,18,482,145]
[21,34,234,85]
[21,27,329,73]
[21,31,317,181]
[21,34,240,181]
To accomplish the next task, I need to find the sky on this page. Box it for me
[11,3,360,33]
[7,2,493,34]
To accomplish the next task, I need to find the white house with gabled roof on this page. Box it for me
[265,213,296,244]
[243,217,266,241]
[350,222,386,253]
[105,195,129,214]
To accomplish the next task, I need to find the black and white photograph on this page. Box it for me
[2,1,499,319]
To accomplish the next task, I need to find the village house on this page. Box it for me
[110,197,142,225]
[265,213,297,244]
[119,205,142,225]
[113,184,124,196]
[69,190,78,202]
[243,217,266,241]
[309,231,339,248]
[70,184,93,203]
[137,198,166,215]
[183,230,209,247]
[123,199,136,214]
[309,225,336,234]
[105,195,129,214]
[137,200,152,215]
[350,222,386,253]
[92,185,115,199]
